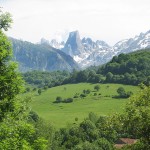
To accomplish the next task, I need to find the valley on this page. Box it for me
[29,83,139,128]
[1,1,150,149]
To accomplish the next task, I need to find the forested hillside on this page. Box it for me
[98,49,150,85]
[11,38,79,72]
[23,70,70,88]
[61,49,150,86]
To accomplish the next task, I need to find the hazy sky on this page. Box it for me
[1,0,150,45]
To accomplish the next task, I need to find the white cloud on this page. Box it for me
[1,0,150,45]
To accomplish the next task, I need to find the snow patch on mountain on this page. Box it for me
[41,29,150,69]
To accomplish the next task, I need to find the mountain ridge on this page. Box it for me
[59,29,150,68]
[11,38,79,72]
[10,29,150,72]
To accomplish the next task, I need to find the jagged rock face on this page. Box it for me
[62,31,113,68]
[50,39,65,49]
[62,31,84,56]
[40,38,50,45]
[114,30,150,54]
[61,30,150,68]
[11,38,79,72]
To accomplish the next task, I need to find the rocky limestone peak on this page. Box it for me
[82,37,93,45]
[63,30,84,56]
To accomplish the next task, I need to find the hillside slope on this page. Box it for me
[98,49,150,85]
[11,38,79,72]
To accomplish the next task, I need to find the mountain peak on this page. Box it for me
[62,30,84,56]
[67,30,81,45]
[69,30,80,37]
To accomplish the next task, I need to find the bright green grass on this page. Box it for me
[30,83,139,128]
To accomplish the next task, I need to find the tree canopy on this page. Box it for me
[0,11,48,149]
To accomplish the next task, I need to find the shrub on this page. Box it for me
[33,88,37,91]
[63,98,73,103]
[55,96,62,103]
[94,85,100,91]
[38,89,42,95]
[74,93,79,98]
[26,87,30,92]
[80,93,87,98]
[94,93,97,96]
[86,89,91,94]
[44,86,48,90]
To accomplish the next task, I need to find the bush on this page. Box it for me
[126,91,133,98]
[74,93,79,98]
[86,89,91,94]
[28,111,39,122]
[94,85,100,91]
[33,88,37,91]
[94,93,97,96]
[44,86,48,90]
[117,87,133,98]
[38,89,42,95]
[80,93,87,98]
[55,96,63,103]
[63,98,73,103]
[26,87,30,92]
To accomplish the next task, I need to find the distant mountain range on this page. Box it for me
[53,30,150,68]
[11,38,79,72]
[10,29,150,72]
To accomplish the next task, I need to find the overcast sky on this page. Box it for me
[1,0,150,45]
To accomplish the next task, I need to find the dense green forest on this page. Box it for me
[23,70,70,88]
[63,49,150,86]
[98,50,150,85]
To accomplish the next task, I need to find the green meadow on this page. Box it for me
[30,83,139,128]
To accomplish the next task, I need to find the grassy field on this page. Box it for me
[29,83,139,128]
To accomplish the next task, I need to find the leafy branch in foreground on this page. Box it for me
[0,11,48,149]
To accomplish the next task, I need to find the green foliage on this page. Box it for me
[98,49,150,85]
[109,86,150,149]
[64,69,105,84]
[32,88,37,91]
[80,93,87,98]
[23,70,70,88]
[83,89,91,94]
[51,86,150,150]
[0,30,23,120]
[94,93,97,96]
[123,86,150,143]
[94,85,100,91]
[0,97,48,150]
[55,96,63,103]
[117,87,126,97]
[64,98,73,103]
[0,12,48,149]
[0,11,13,31]
[51,113,115,150]
[74,141,102,150]
[33,118,53,149]
[28,111,39,122]
[43,86,48,90]
[74,93,79,98]
[54,97,73,103]
[117,87,133,98]
[38,89,42,95]
[95,138,114,150]
[26,87,31,92]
